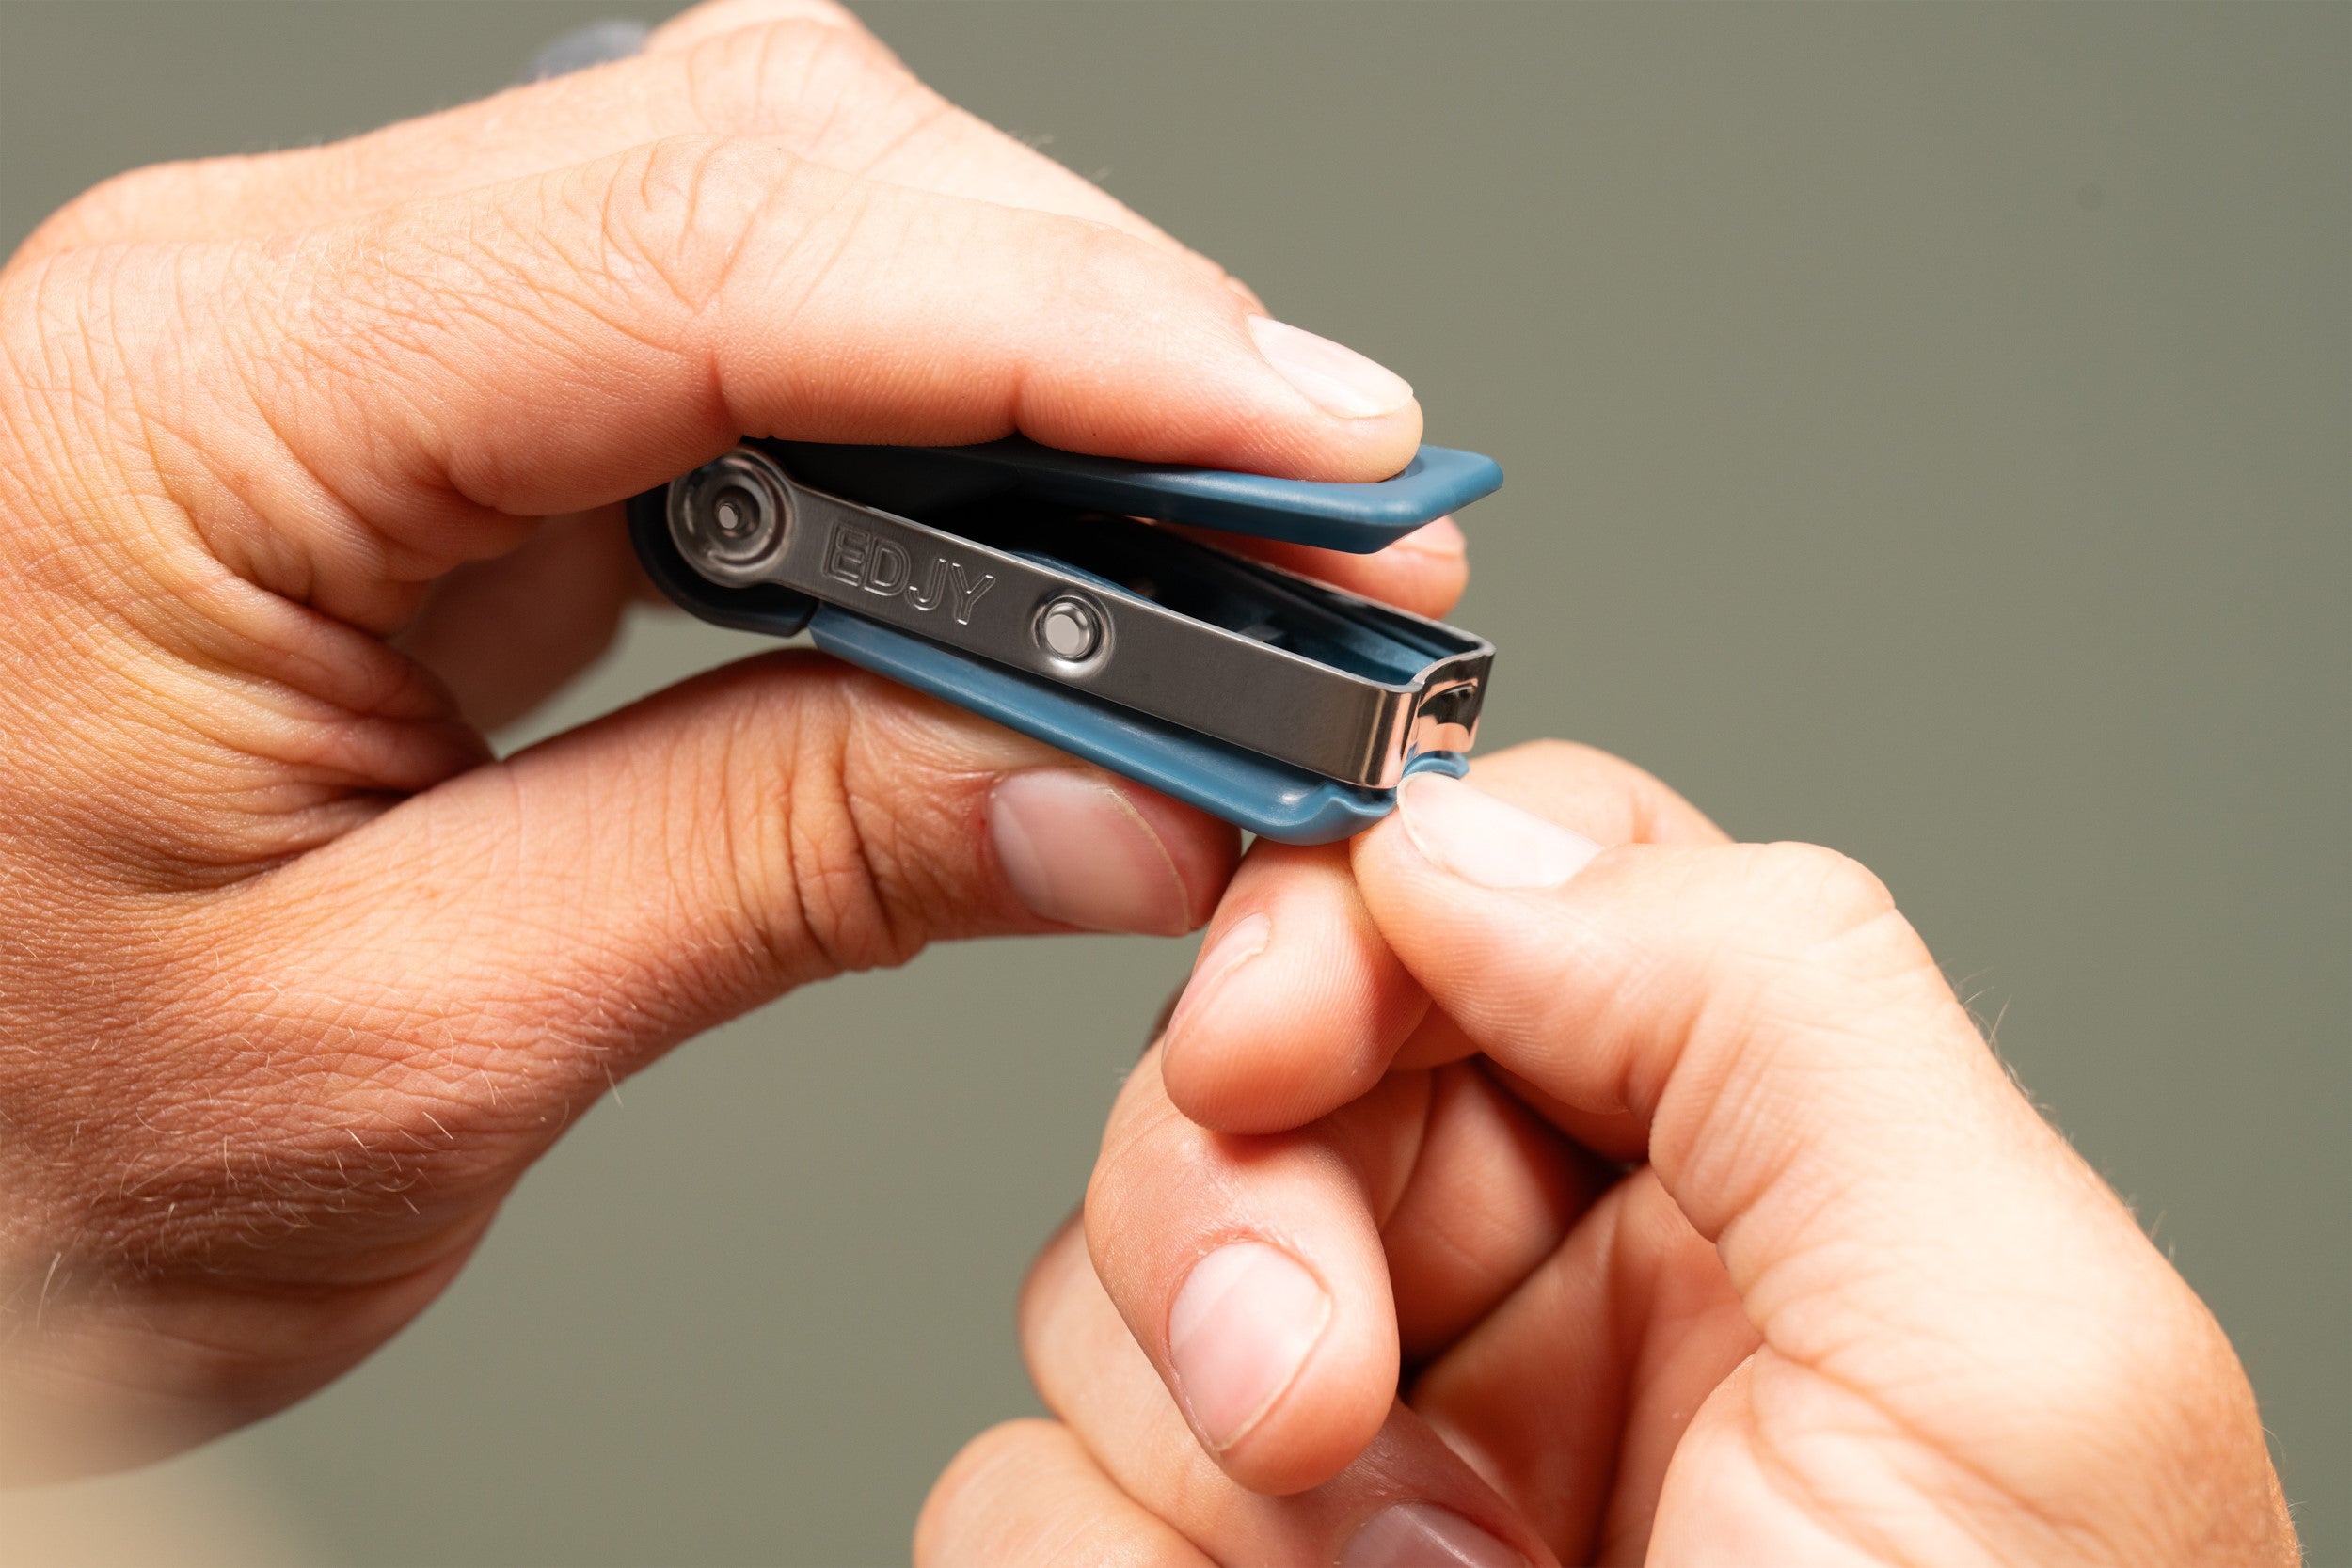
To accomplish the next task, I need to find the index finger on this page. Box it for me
[56,135,1422,635]
[1157,741,1727,1136]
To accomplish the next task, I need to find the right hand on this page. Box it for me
[922,742,2297,1566]
[0,0,1462,1479]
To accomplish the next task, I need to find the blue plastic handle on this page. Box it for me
[768,439,1502,555]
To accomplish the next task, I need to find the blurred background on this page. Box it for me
[1,3,2344,1563]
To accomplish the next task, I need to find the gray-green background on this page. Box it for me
[1,3,2344,1563]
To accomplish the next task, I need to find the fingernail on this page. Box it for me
[1341,1505,1528,1568]
[1160,911,1271,1047]
[1248,317,1415,420]
[1397,773,1605,891]
[991,769,1194,935]
[1167,1241,1330,1451]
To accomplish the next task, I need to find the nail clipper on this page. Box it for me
[628,438,1503,844]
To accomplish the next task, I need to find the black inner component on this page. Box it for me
[936,499,1464,686]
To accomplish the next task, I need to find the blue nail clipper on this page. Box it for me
[628,439,1503,844]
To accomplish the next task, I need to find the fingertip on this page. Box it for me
[1009,268,1424,485]
[1085,1055,1412,1498]
[1392,515,1468,570]
[1159,845,1426,1134]
[1165,1236,1398,1497]
[1115,782,1245,930]
[989,770,1237,936]
[1248,316,1414,421]
[1363,515,1471,619]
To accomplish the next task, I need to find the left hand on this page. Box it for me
[0,0,1464,1479]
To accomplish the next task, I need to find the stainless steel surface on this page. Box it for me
[668,446,1492,787]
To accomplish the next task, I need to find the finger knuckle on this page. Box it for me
[1081,1076,1196,1245]
[691,658,935,984]
[1049,218,1201,319]
[1652,843,1944,1157]
[713,679,879,979]
[689,14,910,132]
[1726,841,1928,984]
[593,133,817,318]
[1743,840,1896,928]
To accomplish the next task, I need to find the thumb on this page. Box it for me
[1347,768,2288,1565]
[211,652,1236,1153]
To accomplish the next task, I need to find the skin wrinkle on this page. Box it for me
[690,169,857,438]
[5,285,182,602]
[1382,1068,1581,1348]
[1334,1071,1436,1232]
[1661,1002,1850,1263]
[1736,1359,2115,1568]
[119,578,462,761]
[772,32,881,166]
[204,301,426,611]
[326,164,706,526]
[853,97,961,189]
[1685,1000,1976,1285]
[45,441,477,808]
[18,681,419,888]
[1579,1188,1646,1563]
[755,687,872,987]
[607,139,738,322]
[1632,859,1931,1228]
[839,744,945,966]
[722,159,890,404]
[1710,1372,1975,1568]
[290,228,514,505]
[170,266,432,618]
[0,331,64,509]
[220,278,394,604]
[1595,1189,1741,1561]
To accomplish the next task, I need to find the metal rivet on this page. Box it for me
[667,448,793,585]
[1038,596,1102,661]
